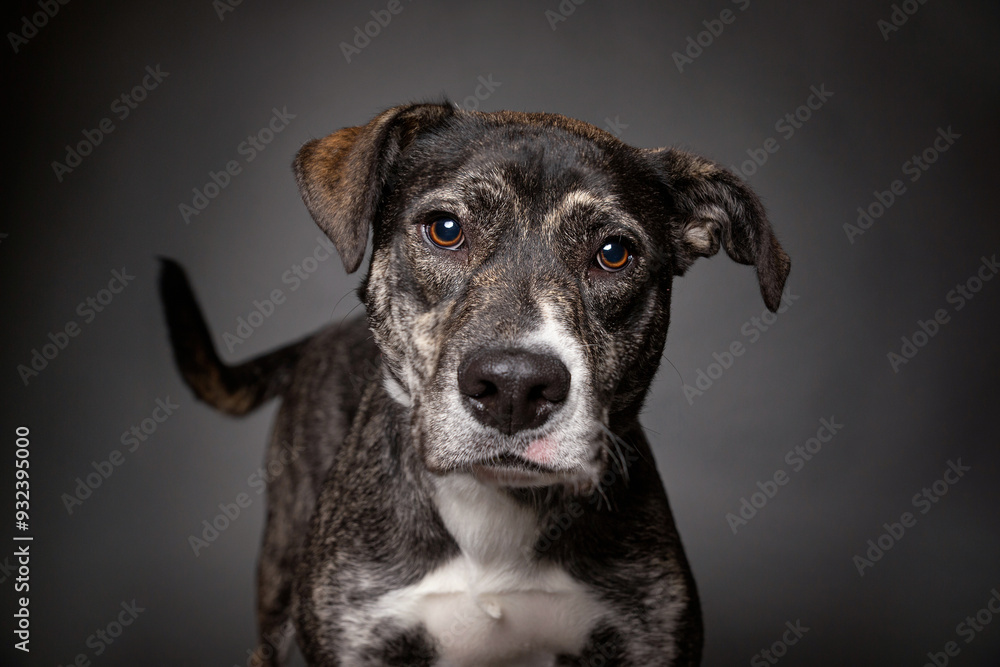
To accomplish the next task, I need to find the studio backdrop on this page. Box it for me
[3,1,999,665]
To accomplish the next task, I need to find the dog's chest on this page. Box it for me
[369,475,607,666]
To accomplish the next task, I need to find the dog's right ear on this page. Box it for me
[293,103,455,273]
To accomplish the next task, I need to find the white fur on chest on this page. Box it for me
[374,474,606,666]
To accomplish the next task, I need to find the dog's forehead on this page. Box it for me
[397,113,648,224]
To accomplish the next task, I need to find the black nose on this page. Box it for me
[457,349,571,435]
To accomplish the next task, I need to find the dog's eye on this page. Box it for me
[424,218,464,250]
[596,239,631,272]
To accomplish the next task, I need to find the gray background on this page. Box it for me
[3,0,999,665]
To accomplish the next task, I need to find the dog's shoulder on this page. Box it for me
[283,314,379,402]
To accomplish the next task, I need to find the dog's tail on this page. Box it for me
[158,258,304,416]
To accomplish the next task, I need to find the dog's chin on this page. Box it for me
[466,463,587,489]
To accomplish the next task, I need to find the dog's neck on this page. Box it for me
[431,473,538,569]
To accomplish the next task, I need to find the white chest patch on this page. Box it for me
[372,474,607,666]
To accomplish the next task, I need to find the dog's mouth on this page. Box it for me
[465,452,597,489]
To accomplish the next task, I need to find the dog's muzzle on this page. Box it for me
[457,348,571,435]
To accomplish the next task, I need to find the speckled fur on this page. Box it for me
[160,102,790,666]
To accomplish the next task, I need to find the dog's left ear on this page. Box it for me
[647,148,791,312]
[294,103,455,273]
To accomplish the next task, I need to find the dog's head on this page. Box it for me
[294,103,789,489]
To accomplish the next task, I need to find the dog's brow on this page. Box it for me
[407,188,469,218]
[542,189,631,229]
[458,169,516,199]
[407,170,515,217]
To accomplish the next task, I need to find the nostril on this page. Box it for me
[528,381,564,406]
[470,381,497,401]
[533,361,570,405]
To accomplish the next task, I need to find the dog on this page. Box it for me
[160,102,789,666]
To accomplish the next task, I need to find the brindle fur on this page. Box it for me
[160,102,789,666]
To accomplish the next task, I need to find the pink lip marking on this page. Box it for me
[522,436,558,465]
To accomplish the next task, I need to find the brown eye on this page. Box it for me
[596,239,630,271]
[425,217,464,249]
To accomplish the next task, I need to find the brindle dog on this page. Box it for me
[160,102,790,666]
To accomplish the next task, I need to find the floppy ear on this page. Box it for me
[293,103,455,273]
[648,148,791,312]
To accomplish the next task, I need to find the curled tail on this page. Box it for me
[158,258,304,416]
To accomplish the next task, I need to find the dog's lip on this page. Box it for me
[466,453,582,487]
[469,452,557,473]
[469,464,552,487]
